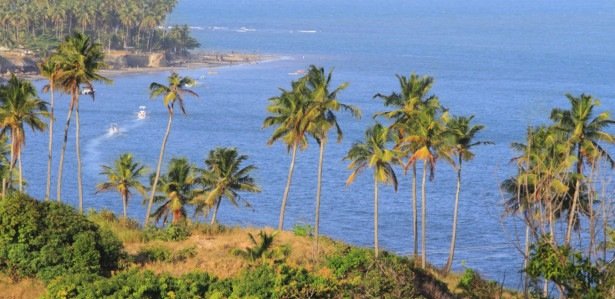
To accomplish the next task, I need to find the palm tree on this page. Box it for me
[345,123,399,258]
[55,32,110,212]
[0,74,49,193]
[151,157,195,225]
[442,115,490,274]
[374,73,439,258]
[96,153,148,218]
[550,94,615,245]
[304,65,361,252]
[397,109,446,269]
[39,56,60,201]
[193,147,261,225]
[263,78,313,231]
[144,72,198,226]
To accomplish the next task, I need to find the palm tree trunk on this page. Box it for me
[57,102,75,202]
[144,113,173,225]
[18,152,22,192]
[523,224,530,298]
[565,151,583,245]
[412,164,418,258]
[122,192,128,219]
[6,135,15,193]
[210,197,222,225]
[76,100,84,213]
[314,139,326,254]
[374,174,379,258]
[45,85,54,201]
[278,142,298,230]
[444,158,462,274]
[421,160,428,269]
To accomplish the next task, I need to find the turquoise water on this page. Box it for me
[24,0,615,287]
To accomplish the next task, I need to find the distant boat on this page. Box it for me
[288,69,306,76]
[137,106,147,120]
[81,87,94,95]
[108,123,120,136]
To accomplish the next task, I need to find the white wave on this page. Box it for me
[298,30,317,33]
[189,26,204,30]
[236,26,256,33]
[211,26,229,31]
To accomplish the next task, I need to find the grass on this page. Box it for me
[0,275,46,299]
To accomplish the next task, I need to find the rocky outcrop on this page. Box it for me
[104,51,167,69]
[0,50,38,75]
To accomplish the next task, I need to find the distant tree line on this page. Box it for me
[0,0,199,56]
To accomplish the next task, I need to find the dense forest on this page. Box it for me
[0,0,199,55]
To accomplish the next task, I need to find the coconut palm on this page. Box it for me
[193,147,261,225]
[373,73,439,258]
[304,65,361,252]
[345,123,399,258]
[263,78,313,230]
[96,153,148,218]
[397,109,447,269]
[442,115,490,274]
[0,74,49,193]
[144,72,198,225]
[54,32,110,212]
[550,94,615,245]
[150,157,195,225]
[39,56,60,201]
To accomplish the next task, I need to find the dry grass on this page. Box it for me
[124,226,337,279]
[0,275,45,299]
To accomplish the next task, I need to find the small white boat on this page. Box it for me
[108,123,120,135]
[137,106,147,120]
[81,87,94,95]
[288,69,306,76]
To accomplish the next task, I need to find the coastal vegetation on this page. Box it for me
[0,31,613,298]
[0,0,199,56]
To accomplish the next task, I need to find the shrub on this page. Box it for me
[0,193,123,282]
[143,224,191,242]
[134,246,197,264]
[326,246,371,279]
[456,268,501,299]
[291,223,313,237]
[44,269,218,299]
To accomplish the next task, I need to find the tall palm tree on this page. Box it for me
[442,115,490,274]
[151,157,195,225]
[144,72,198,226]
[374,73,439,258]
[96,153,148,218]
[263,78,313,231]
[304,65,361,252]
[193,147,261,225]
[0,74,49,193]
[345,123,399,258]
[398,109,446,269]
[550,94,615,245]
[39,56,60,201]
[55,32,110,212]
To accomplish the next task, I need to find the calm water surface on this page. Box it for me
[23,0,615,287]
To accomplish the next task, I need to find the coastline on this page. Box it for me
[1,51,279,80]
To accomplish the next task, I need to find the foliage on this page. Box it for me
[143,224,192,242]
[0,193,122,282]
[0,0,200,55]
[456,268,501,299]
[43,269,217,299]
[292,223,314,237]
[232,231,277,262]
[526,237,601,298]
[134,245,197,264]
[326,246,371,279]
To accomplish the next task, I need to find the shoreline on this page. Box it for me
[1,51,280,81]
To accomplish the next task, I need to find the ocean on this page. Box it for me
[23,0,615,287]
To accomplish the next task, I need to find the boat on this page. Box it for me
[137,106,147,120]
[108,123,120,135]
[288,69,306,76]
[81,87,94,95]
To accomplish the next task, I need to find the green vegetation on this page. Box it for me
[0,30,614,297]
[0,1,199,55]
[0,193,122,282]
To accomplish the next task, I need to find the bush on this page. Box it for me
[0,193,123,282]
[134,246,197,264]
[143,224,191,242]
[291,223,313,237]
[44,269,220,299]
[326,246,371,279]
[456,268,501,299]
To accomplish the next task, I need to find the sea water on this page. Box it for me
[23,0,615,288]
